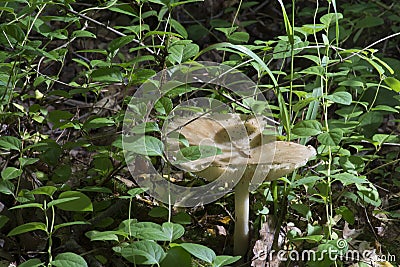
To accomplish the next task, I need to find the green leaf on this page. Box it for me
[72,30,96,38]
[78,186,112,194]
[91,67,123,83]
[325,91,352,105]
[109,4,138,17]
[228,32,249,44]
[1,167,22,180]
[9,203,43,210]
[180,243,216,263]
[170,19,188,38]
[121,240,166,265]
[292,235,324,242]
[212,256,241,267]
[48,197,81,208]
[161,222,185,242]
[83,118,115,130]
[124,136,164,157]
[31,186,57,197]
[356,183,381,207]
[0,180,14,195]
[8,222,47,236]
[335,206,355,225]
[332,173,367,186]
[155,97,173,115]
[19,157,39,168]
[317,129,343,146]
[384,77,400,92]
[0,136,21,151]
[161,247,191,267]
[19,259,43,267]
[51,252,88,267]
[292,120,323,137]
[85,230,121,242]
[130,122,160,134]
[0,215,9,230]
[174,145,222,164]
[320,13,343,27]
[127,187,147,197]
[149,207,169,218]
[355,16,384,28]
[54,221,89,231]
[109,36,136,54]
[54,191,93,212]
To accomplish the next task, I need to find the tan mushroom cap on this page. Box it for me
[166,113,316,182]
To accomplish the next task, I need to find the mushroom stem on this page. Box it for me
[233,176,250,258]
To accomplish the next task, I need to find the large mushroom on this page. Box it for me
[166,113,316,258]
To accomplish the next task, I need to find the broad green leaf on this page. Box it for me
[174,145,222,164]
[180,243,216,263]
[384,77,400,92]
[291,176,322,188]
[72,30,96,38]
[54,191,93,212]
[109,36,136,54]
[124,136,164,157]
[0,215,9,230]
[228,32,249,44]
[335,206,355,225]
[170,19,188,38]
[51,252,88,267]
[31,186,57,197]
[160,247,191,267]
[120,221,163,240]
[325,91,352,105]
[127,187,147,197]
[19,259,43,267]
[91,67,123,83]
[371,105,398,113]
[9,203,43,210]
[1,167,22,180]
[292,120,323,137]
[332,173,367,186]
[19,157,39,168]
[161,222,185,242]
[48,197,81,208]
[317,129,343,146]
[119,187,147,199]
[8,222,47,236]
[109,4,138,17]
[155,97,173,115]
[0,180,14,195]
[121,240,166,265]
[149,207,169,218]
[0,136,21,151]
[85,230,121,242]
[212,256,241,267]
[130,122,160,134]
[54,221,89,231]
[320,13,343,26]
[172,212,192,225]
[356,184,381,207]
[292,235,324,242]
[83,118,115,130]
[355,16,384,28]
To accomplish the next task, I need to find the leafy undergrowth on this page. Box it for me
[0,0,400,266]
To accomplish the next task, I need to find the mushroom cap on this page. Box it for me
[166,113,316,182]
